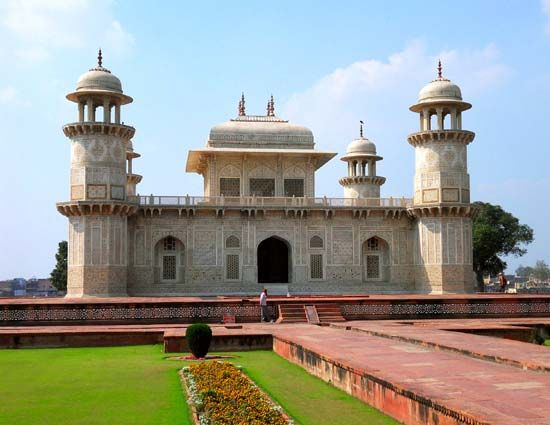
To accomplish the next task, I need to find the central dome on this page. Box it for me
[208,115,314,149]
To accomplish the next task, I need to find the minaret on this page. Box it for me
[57,50,137,297]
[339,121,386,198]
[408,61,476,293]
[126,139,142,196]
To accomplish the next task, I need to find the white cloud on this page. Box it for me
[0,0,134,63]
[283,41,510,140]
[543,0,550,34]
[281,40,511,198]
[0,86,31,107]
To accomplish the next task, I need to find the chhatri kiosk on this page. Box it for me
[57,53,476,297]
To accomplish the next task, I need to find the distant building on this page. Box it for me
[26,278,59,297]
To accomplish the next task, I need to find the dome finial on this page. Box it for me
[238,92,246,116]
[437,59,443,79]
[359,120,364,138]
[98,48,103,67]
[267,94,275,117]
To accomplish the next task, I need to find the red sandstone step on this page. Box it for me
[315,303,345,322]
[277,304,308,324]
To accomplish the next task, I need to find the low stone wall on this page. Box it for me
[164,332,272,353]
[1,295,549,326]
[0,331,163,349]
[272,335,481,425]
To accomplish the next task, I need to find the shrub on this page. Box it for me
[186,323,212,358]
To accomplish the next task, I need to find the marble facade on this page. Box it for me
[57,55,476,297]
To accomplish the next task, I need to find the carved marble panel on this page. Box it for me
[87,184,107,199]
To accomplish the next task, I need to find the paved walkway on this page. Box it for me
[273,323,550,425]
[333,318,550,372]
[1,318,550,423]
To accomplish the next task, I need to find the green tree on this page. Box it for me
[533,260,550,282]
[515,265,534,278]
[472,202,533,291]
[50,241,68,291]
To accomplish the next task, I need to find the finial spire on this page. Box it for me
[98,48,103,67]
[437,59,442,79]
[359,120,364,138]
[238,92,246,116]
[267,94,275,117]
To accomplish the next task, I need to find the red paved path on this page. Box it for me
[2,318,550,424]
[273,324,550,425]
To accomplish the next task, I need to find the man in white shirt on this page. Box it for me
[260,288,271,322]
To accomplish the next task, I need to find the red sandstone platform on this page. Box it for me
[272,321,550,425]
[1,318,550,424]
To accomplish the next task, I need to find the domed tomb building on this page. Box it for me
[57,55,476,297]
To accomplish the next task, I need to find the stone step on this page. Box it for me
[315,303,346,323]
[277,304,308,324]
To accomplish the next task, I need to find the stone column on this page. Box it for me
[437,108,444,130]
[78,102,85,122]
[87,98,94,122]
[115,103,121,124]
[103,98,110,123]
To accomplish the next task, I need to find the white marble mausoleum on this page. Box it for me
[57,52,476,297]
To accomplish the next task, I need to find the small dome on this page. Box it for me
[418,78,462,103]
[346,137,377,155]
[76,66,123,94]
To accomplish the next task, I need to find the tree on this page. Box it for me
[515,265,534,278]
[472,202,533,291]
[50,241,68,291]
[533,260,550,282]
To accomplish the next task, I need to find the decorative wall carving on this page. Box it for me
[193,230,217,265]
[332,227,353,265]
[87,184,107,199]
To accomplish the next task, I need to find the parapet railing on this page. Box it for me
[129,195,412,208]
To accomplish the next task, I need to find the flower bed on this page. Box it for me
[181,361,292,425]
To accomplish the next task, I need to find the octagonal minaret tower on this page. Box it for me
[339,121,386,199]
[57,50,137,297]
[408,62,476,293]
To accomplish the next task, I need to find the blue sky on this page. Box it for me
[0,0,548,279]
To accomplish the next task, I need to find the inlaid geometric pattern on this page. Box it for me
[250,178,275,197]
[310,235,324,249]
[162,255,176,280]
[310,254,323,279]
[226,254,239,280]
[220,178,240,197]
[284,179,304,197]
[366,255,380,279]
[225,235,240,249]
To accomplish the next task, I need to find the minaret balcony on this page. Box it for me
[63,122,135,140]
[407,129,475,147]
[338,176,386,186]
[56,199,139,217]
[127,173,142,184]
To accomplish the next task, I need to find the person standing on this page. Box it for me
[498,272,508,293]
[260,288,271,322]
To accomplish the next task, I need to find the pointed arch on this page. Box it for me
[154,235,185,283]
[257,236,291,283]
[361,236,390,282]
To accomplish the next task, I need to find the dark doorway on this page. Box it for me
[257,237,289,283]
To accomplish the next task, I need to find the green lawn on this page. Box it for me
[0,345,397,425]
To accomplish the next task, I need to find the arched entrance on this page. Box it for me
[257,237,290,283]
